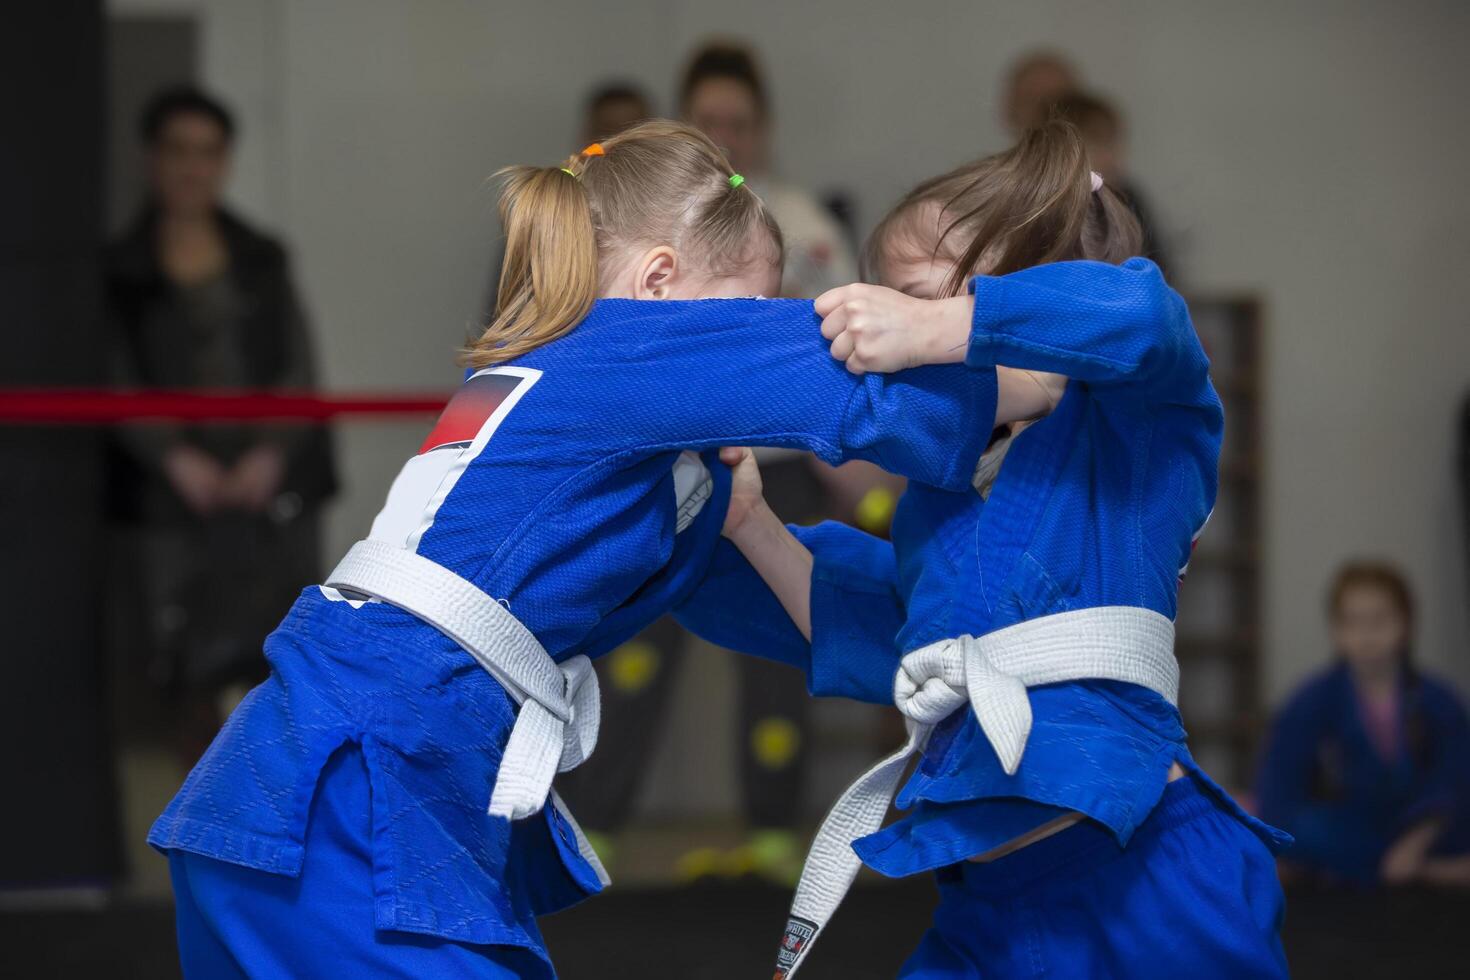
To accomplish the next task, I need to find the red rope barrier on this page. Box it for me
[0,389,450,424]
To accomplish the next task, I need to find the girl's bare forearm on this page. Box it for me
[726,500,815,641]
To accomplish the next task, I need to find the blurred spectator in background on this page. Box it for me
[582,82,652,143]
[1001,49,1079,135]
[676,39,885,528]
[105,87,335,764]
[561,42,897,885]
[1257,562,1470,888]
[1052,91,1173,277]
[680,40,857,297]
[681,43,900,854]
[552,79,735,875]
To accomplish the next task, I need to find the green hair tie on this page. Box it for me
[728,173,745,189]
[561,167,577,178]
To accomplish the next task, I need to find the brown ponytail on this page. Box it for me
[867,119,1143,297]
[464,119,783,368]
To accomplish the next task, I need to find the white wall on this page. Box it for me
[129,0,1468,704]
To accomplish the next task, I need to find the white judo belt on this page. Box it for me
[773,606,1179,979]
[325,538,609,886]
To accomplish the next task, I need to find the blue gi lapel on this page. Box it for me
[958,382,1085,635]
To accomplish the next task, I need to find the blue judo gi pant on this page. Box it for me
[167,744,552,979]
[900,777,1288,979]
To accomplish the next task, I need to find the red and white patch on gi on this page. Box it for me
[366,366,541,551]
[1178,509,1212,586]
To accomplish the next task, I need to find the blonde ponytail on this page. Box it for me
[463,120,782,367]
[463,164,598,368]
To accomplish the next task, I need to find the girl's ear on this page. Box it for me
[634,246,680,300]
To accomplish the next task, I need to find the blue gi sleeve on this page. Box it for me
[964,258,1209,404]
[595,298,997,493]
[673,522,905,706]
[805,522,907,705]
[671,537,813,676]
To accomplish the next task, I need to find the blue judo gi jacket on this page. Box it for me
[680,259,1290,874]
[149,295,1005,958]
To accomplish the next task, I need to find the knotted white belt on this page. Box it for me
[773,606,1179,979]
[325,539,609,885]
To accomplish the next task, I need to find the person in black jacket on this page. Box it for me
[105,87,335,762]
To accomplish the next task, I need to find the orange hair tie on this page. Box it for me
[581,143,605,157]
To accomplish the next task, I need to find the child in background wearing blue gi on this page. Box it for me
[699,121,1291,978]
[1258,561,1470,888]
[149,119,1104,978]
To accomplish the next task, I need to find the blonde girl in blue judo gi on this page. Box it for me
[148,119,1133,978]
[700,121,1291,978]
